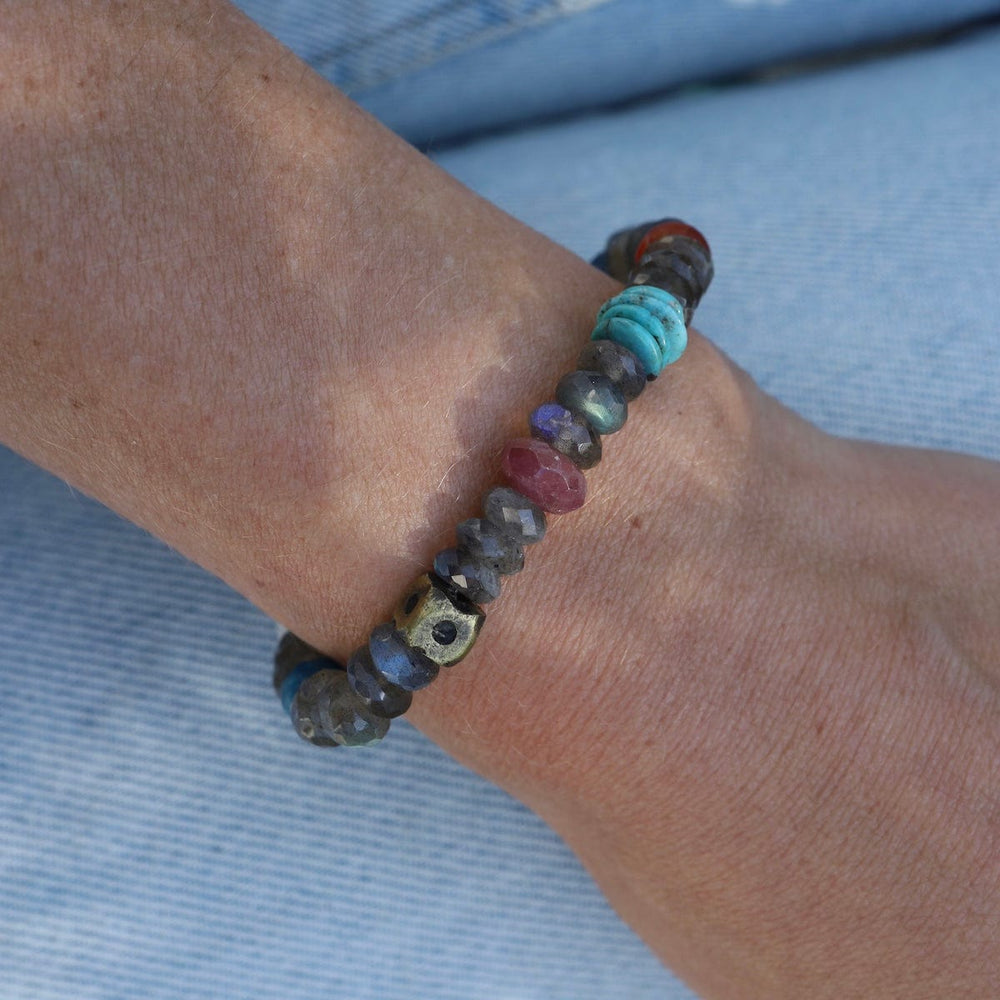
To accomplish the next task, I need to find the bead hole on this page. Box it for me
[431,620,458,645]
[403,592,420,615]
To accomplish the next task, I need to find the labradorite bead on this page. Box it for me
[647,235,714,293]
[394,573,485,667]
[639,250,702,303]
[369,622,440,690]
[347,645,412,718]
[529,402,602,469]
[456,518,524,574]
[482,486,546,545]
[577,340,648,400]
[555,370,627,435]
[290,668,389,747]
[433,546,501,605]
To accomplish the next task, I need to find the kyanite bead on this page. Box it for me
[394,573,485,667]
[369,622,440,691]
[273,631,331,693]
[482,486,547,544]
[347,645,412,718]
[529,402,602,469]
[433,546,501,605]
[273,631,346,714]
[501,437,586,514]
[291,668,389,747]
[280,658,332,715]
[456,518,524,574]
[555,370,627,435]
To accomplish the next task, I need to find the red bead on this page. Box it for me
[501,437,586,515]
[633,219,711,264]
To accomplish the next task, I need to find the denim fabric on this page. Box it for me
[431,26,1000,460]
[234,0,1000,143]
[3,21,1000,1000]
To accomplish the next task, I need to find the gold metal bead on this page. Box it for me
[393,573,485,667]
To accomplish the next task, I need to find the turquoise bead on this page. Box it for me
[597,315,663,376]
[592,286,688,375]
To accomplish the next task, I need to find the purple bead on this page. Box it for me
[529,402,602,470]
[501,437,586,514]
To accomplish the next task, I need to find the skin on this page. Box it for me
[2,3,998,996]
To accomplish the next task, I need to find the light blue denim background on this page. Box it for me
[2,5,999,1000]
[236,0,1000,143]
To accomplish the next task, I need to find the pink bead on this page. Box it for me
[500,437,586,515]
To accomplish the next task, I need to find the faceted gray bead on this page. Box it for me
[290,668,389,747]
[482,486,546,545]
[642,236,714,298]
[556,370,627,435]
[577,340,648,401]
[433,546,501,605]
[368,622,440,691]
[629,266,694,324]
[347,645,412,718]
[456,517,524,575]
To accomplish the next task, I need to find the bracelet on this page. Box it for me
[272,218,713,748]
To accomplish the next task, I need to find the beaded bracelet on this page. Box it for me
[272,218,713,747]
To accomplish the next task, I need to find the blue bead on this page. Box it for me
[369,622,440,691]
[592,286,688,374]
[347,646,413,718]
[555,371,627,434]
[280,657,339,715]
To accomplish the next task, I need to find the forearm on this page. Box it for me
[0,0,608,612]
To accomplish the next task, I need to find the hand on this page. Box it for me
[2,4,998,996]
